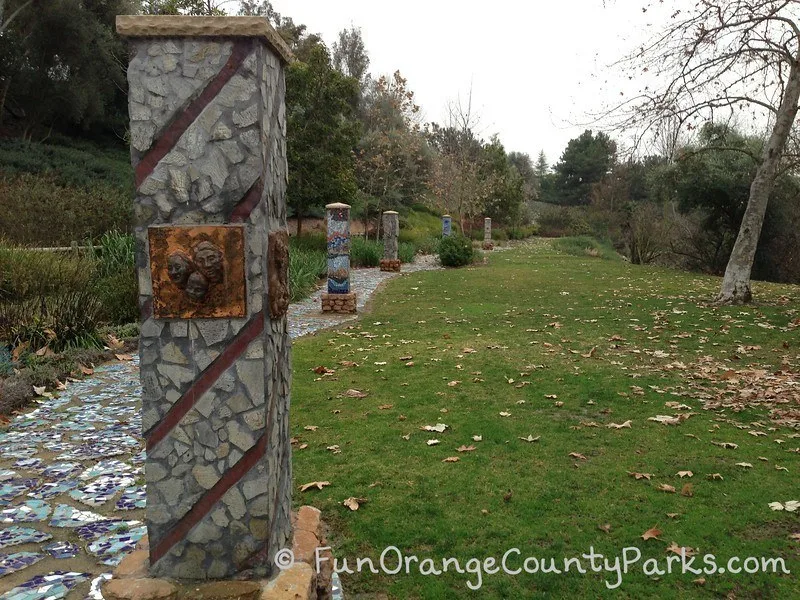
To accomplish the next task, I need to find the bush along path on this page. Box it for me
[0,256,441,599]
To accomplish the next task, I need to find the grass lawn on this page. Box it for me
[290,239,799,599]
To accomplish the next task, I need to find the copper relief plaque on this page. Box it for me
[149,225,247,319]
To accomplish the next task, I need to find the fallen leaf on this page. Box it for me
[641,526,662,541]
[569,452,587,461]
[304,426,318,432]
[339,361,359,367]
[343,497,367,511]
[472,435,483,442]
[342,389,368,398]
[499,412,511,417]
[707,473,724,481]
[426,439,440,446]
[666,542,696,557]
[115,353,133,361]
[735,462,753,469]
[442,457,460,463]
[712,441,738,450]
[598,523,612,533]
[313,366,334,375]
[607,420,632,429]
[693,578,706,585]
[457,445,476,453]
[300,481,330,492]
[421,423,448,433]
[378,404,393,410]
[33,385,47,396]
[666,513,680,519]
[79,365,94,376]
[681,484,694,497]
[657,484,677,493]
[628,472,653,480]
[519,435,540,443]
[581,347,597,358]
[677,471,694,478]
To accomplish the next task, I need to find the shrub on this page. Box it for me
[290,232,327,253]
[0,173,132,247]
[289,247,326,302]
[90,231,135,277]
[92,269,139,326]
[0,244,95,302]
[537,205,591,238]
[507,224,540,240]
[350,237,382,268]
[438,235,475,267]
[398,242,417,263]
[0,291,104,351]
[415,236,440,255]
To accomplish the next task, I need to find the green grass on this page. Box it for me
[553,236,622,261]
[290,238,799,599]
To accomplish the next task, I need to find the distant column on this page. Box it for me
[321,203,357,313]
[442,214,452,237]
[380,210,401,272]
[483,217,494,250]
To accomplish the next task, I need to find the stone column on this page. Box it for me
[442,214,452,237]
[483,217,494,250]
[380,210,401,272]
[321,203,357,313]
[116,16,293,581]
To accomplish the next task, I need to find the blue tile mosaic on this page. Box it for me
[79,459,133,481]
[41,463,82,481]
[49,504,107,528]
[115,486,146,511]
[0,552,44,578]
[0,500,51,524]
[0,479,39,504]
[0,527,51,549]
[42,542,80,560]
[0,571,90,600]
[86,573,112,599]
[87,525,147,565]
[76,520,141,541]
[69,475,134,506]
[27,480,78,500]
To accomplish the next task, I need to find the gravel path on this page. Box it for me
[0,257,440,599]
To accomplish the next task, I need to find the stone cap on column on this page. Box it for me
[442,214,451,218]
[326,203,351,209]
[116,15,294,64]
[383,210,399,215]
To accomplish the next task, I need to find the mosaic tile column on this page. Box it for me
[379,210,401,272]
[442,214,452,237]
[483,217,494,250]
[321,203,356,313]
[116,16,294,580]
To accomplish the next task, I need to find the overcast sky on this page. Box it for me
[263,0,672,166]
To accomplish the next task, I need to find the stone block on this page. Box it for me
[320,293,357,314]
[182,581,261,600]
[103,578,178,600]
[116,548,150,578]
[260,563,315,600]
[379,259,401,272]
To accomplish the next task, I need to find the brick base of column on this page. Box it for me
[379,259,401,272]
[482,241,494,250]
[321,292,357,314]
[102,507,332,600]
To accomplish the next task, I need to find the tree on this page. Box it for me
[286,43,360,236]
[355,71,431,235]
[553,130,617,205]
[332,26,370,83]
[507,151,536,204]
[0,0,134,137]
[611,1,800,303]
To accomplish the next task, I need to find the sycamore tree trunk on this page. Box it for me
[717,56,800,304]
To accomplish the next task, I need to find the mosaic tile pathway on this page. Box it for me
[0,260,438,598]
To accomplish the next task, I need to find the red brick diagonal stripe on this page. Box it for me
[150,432,268,566]
[230,178,263,223]
[135,40,251,189]
[145,311,265,451]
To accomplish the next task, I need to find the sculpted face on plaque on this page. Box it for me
[165,241,224,304]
